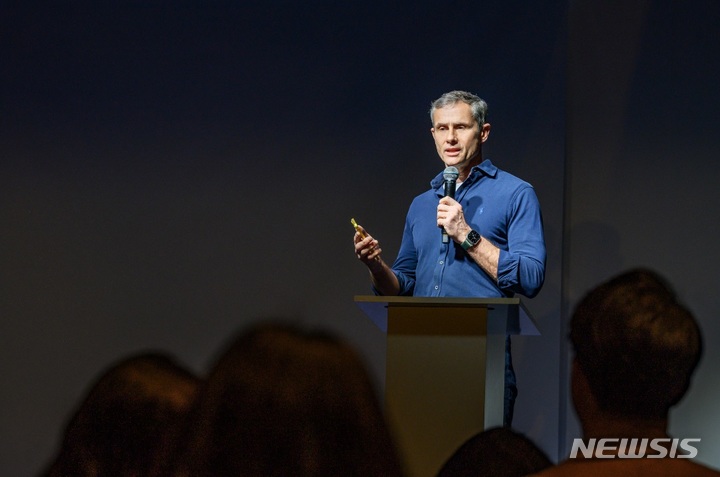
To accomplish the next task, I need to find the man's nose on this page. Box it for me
[446,128,458,142]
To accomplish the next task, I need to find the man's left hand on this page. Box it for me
[437,197,471,243]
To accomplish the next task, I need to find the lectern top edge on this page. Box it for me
[353,295,539,336]
[353,295,521,306]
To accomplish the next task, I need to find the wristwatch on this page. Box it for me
[461,229,481,250]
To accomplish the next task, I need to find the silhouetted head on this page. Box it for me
[436,426,552,477]
[44,352,200,477]
[180,322,404,476]
[570,268,702,420]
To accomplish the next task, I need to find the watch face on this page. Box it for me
[462,230,481,250]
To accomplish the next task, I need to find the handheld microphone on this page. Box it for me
[441,166,459,243]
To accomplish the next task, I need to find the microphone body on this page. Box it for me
[441,166,459,243]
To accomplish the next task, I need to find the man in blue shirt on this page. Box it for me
[354,90,546,425]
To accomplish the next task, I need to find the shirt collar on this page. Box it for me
[431,159,497,191]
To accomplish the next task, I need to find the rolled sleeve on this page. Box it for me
[496,187,546,297]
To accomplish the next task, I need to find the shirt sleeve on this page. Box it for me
[379,212,417,296]
[496,185,546,298]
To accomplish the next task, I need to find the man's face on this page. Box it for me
[431,102,490,173]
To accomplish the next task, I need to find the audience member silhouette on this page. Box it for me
[530,268,720,476]
[436,426,552,477]
[42,352,200,477]
[174,322,405,476]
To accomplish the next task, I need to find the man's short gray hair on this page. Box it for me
[429,90,489,126]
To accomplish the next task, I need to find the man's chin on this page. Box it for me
[443,158,463,168]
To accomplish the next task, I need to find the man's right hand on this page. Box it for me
[353,225,382,265]
[353,225,401,295]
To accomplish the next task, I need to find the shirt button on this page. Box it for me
[434,285,439,290]
[439,260,444,265]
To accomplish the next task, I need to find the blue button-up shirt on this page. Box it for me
[386,159,546,298]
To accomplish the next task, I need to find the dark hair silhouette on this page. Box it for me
[570,268,702,419]
[178,322,404,476]
[436,427,552,477]
[43,352,200,477]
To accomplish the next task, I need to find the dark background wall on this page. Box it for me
[1,1,718,475]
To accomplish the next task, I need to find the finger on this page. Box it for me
[355,237,377,254]
[354,233,372,246]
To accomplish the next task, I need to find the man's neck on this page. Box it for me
[456,156,483,182]
[582,414,669,440]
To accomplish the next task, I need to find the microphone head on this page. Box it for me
[443,166,459,181]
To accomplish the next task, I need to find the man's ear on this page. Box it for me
[480,122,491,142]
